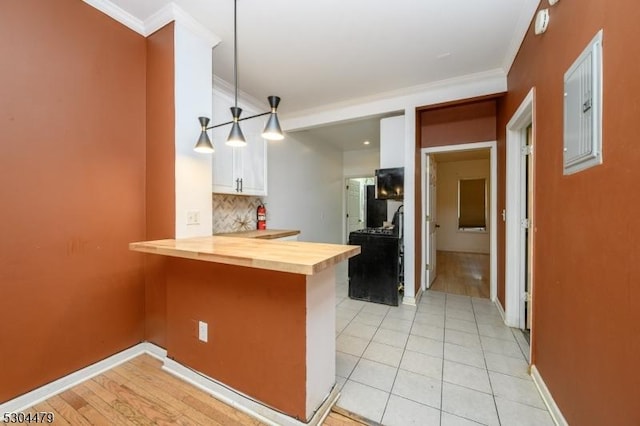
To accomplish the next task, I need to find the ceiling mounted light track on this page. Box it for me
[195,0,284,153]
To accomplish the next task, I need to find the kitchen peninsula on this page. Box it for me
[129,236,359,425]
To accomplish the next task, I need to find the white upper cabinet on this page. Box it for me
[211,90,267,196]
[380,115,405,169]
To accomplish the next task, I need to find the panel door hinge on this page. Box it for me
[426,264,432,271]
[522,145,533,156]
[521,218,530,229]
[521,292,531,302]
[425,214,431,222]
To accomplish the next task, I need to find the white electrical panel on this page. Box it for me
[563,30,603,175]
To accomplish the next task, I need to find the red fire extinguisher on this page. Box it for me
[257,202,267,230]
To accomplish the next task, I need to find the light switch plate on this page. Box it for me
[198,321,208,343]
[186,210,200,225]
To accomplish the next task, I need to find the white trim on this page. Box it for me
[531,365,569,426]
[420,141,498,302]
[505,88,534,329]
[162,359,339,426]
[0,343,167,413]
[82,0,145,34]
[281,69,506,132]
[502,0,541,72]
[144,3,221,46]
[494,295,506,322]
[83,0,221,48]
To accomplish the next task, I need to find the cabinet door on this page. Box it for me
[237,116,267,196]
[212,93,241,194]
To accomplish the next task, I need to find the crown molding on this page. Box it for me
[83,0,221,47]
[502,0,541,72]
[83,0,145,34]
[145,3,221,47]
[213,76,268,113]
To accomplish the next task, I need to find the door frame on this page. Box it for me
[505,88,535,335]
[420,141,497,301]
[343,175,374,244]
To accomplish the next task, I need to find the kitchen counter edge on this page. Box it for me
[129,236,359,276]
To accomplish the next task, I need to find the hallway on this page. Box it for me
[430,251,490,299]
[334,282,551,425]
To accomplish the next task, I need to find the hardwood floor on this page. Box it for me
[22,354,363,426]
[430,250,490,298]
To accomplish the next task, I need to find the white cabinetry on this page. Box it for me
[212,91,267,196]
[380,115,405,169]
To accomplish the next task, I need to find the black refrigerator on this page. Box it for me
[366,185,387,228]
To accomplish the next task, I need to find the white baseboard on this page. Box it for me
[0,342,167,413]
[402,286,423,307]
[163,358,339,426]
[494,297,506,321]
[0,342,338,425]
[531,365,568,426]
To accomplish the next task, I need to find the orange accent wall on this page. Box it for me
[0,0,146,402]
[415,99,499,297]
[144,24,176,348]
[165,258,307,419]
[500,0,640,424]
[420,100,497,147]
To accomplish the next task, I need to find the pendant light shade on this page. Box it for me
[194,117,214,153]
[261,96,284,140]
[193,0,284,152]
[226,107,247,147]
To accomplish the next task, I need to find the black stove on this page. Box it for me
[350,227,398,237]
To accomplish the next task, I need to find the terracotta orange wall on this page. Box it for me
[0,0,146,402]
[414,99,498,296]
[499,1,640,424]
[144,24,176,348]
[166,259,307,419]
[420,100,497,147]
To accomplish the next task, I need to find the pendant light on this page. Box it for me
[195,0,284,153]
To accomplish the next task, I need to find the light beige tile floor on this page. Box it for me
[333,280,553,426]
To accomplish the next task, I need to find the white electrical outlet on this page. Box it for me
[198,321,208,342]
[186,210,200,225]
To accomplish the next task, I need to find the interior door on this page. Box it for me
[346,179,363,239]
[425,155,438,287]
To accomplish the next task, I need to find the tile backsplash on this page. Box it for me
[212,194,264,234]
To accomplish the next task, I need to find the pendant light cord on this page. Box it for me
[233,0,238,110]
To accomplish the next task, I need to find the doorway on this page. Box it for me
[421,141,498,302]
[344,177,374,242]
[506,88,535,359]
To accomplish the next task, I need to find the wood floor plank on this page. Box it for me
[74,383,135,426]
[47,394,92,426]
[112,364,218,426]
[431,250,490,298]
[32,401,71,426]
[22,355,359,426]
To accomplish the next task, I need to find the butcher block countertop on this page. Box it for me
[214,229,300,239]
[129,236,360,275]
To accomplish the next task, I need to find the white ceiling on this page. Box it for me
[104,0,539,117]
